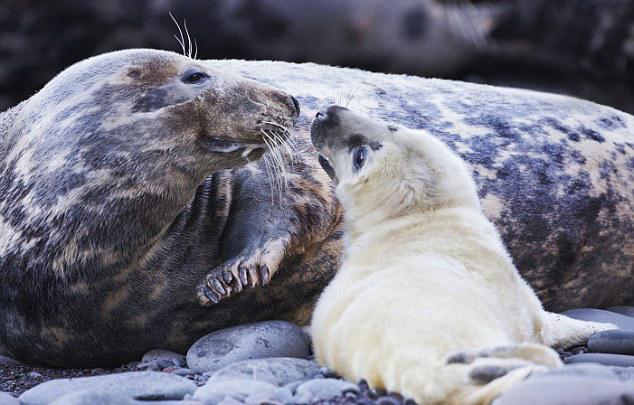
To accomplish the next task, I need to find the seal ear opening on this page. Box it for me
[318,154,336,181]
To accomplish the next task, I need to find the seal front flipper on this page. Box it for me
[196,138,340,306]
[197,237,287,304]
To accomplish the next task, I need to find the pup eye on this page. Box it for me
[352,146,367,171]
[182,70,209,84]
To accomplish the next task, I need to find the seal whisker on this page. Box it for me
[262,138,284,202]
[183,19,195,59]
[168,12,187,56]
[261,129,289,194]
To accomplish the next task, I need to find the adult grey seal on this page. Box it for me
[1,52,632,367]
[0,49,341,367]
[202,59,633,312]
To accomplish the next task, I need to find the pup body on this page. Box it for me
[310,107,612,404]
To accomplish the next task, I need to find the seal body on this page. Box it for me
[205,59,634,312]
[309,107,613,405]
[1,55,632,367]
[0,49,341,367]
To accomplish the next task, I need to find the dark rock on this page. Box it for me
[562,308,634,331]
[207,357,321,387]
[588,329,634,355]
[493,376,634,405]
[564,353,634,367]
[186,321,310,374]
[19,371,196,405]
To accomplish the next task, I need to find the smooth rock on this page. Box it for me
[608,306,634,318]
[217,398,244,405]
[193,379,277,405]
[186,321,310,374]
[270,387,294,404]
[588,329,634,355]
[142,349,187,368]
[564,353,634,367]
[170,367,197,377]
[50,392,138,405]
[0,392,19,405]
[294,378,359,403]
[562,308,634,331]
[493,376,634,405]
[19,371,197,405]
[207,357,321,386]
[530,363,634,381]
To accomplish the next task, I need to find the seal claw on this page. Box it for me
[238,265,249,287]
[211,278,226,296]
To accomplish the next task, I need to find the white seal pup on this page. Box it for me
[309,106,614,405]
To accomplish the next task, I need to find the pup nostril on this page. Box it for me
[315,111,325,119]
[290,96,300,115]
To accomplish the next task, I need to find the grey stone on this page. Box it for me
[186,321,310,374]
[193,379,277,405]
[608,306,634,318]
[562,308,634,331]
[217,398,244,405]
[270,387,294,404]
[588,329,634,355]
[0,392,19,405]
[530,363,634,381]
[50,392,138,405]
[50,391,192,405]
[142,349,187,368]
[171,367,197,377]
[493,376,634,405]
[207,358,321,387]
[294,378,358,403]
[19,371,197,405]
[564,353,634,367]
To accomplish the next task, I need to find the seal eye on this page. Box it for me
[182,70,209,84]
[352,146,367,171]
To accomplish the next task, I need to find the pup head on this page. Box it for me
[310,106,479,227]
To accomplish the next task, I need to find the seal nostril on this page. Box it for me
[316,111,325,119]
[290,96,300,115]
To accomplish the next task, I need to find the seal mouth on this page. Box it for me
[318,154,337,181]
[207,137,266,158]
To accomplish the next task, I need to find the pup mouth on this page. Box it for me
[318,154,337,181]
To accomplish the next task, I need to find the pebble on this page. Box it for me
[207,357,321,387]
[192,378,277,404]
[492,375,634,405]
[294,378,359,403]
[142,349,187,368]
[19,371,197,405]
[564,353,634,367]
[169,367,197,377]
[562,308,634,330]
[0,392,19,405]
[608,306,634,318]
[186,321,310,374]
[588,329,634,355]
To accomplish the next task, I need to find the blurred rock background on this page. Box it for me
[1,0,633,112]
